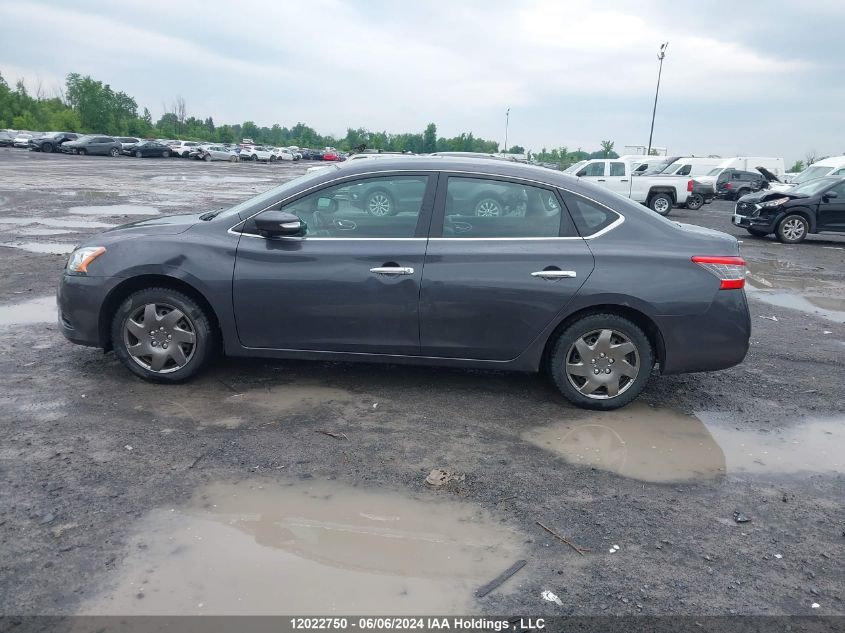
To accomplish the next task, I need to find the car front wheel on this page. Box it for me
[111,288,215,383]
[109,147,120,157]
[42,142,54,153]
[648,193,673,215]
[776,214,809,243]
[549,313,654,410]
[365,190,396,216]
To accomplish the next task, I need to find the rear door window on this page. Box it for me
[440,177,571,238]
[609,162,626,177]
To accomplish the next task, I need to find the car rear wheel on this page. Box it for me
[162,150,171,158]
[111,288,214,383]
[776,214,809,244]
[648,193,673,215]
[736,188,750,200]
[685,193,704,210]
[365,190,396,216]
[549,313,654,410]
[77,148,87,156]
[204,154,212,162]
[251,154,258,162]
[229,155,238,163]
[109,147,120,157]
[135,150,143,158]
[42,142,53,153]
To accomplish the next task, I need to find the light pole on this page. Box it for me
[504,108,510,154]
[646,42,668,157]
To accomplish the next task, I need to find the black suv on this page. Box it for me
[28,132,79,153]
[716,169,768,200]
[732,176,845,243]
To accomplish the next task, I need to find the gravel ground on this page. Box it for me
[0,148,842,618]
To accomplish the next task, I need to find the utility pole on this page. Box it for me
[504,108,510,154]
[646,42,668,157]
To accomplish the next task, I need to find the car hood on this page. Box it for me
[103,213,203,237]
[738,190,807,204]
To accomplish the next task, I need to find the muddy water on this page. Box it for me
[69,204,159,216]
[0,296,57,327]
[0,216,115,229]
[746,258,845,323]
[82,480,524,615]
[150,175,272,184]
[0,241,76,254]
[524,403,844,482]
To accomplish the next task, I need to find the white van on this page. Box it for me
[656,157,725,177]
[696,157,785,188]
[768,156,845,192]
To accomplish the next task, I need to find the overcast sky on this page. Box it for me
[2,0,843,162]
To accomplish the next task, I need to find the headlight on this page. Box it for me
[67,246,106,274]
[761,197,789,208]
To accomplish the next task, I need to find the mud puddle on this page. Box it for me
[524,403,844,482]
[0,216,115,229]
[745,258,832,292]
[81,480,523,615]
[15,227,77,236]
[150,175,271,184]
[0,241,76,254]
[69,204,159,216]
[746,288,845,324]
[0,296,56,327]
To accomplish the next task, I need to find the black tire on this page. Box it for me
[204,154,212,162]
[135,150,143,158]
[364,189,397,216]
[648,193,673,215]
[111,287,215,383]
[42,142,53,154]
[251,154,258,162]
[776,214,809,244]
[229,155,238,163]
[736,188,750,200]
[109,147,120,157]
[162,150,171,158]
[548,313,654,410]
[685,193,704,210]
[473,193,504,217]
[746,228,769,237]
[77,148,87,156]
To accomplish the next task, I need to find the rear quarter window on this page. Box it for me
[561,192,620,237]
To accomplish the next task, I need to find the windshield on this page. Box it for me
[562,160,587,175]
[790,178,837,196]
[211,171,336,220]
[791,165,833,184]
[706,167,722,176]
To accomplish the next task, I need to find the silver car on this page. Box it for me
[196,144,239,162]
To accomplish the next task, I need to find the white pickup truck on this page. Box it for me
[571,158,694,216]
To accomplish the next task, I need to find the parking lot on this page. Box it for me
[0,148,843,616]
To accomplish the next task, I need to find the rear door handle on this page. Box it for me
[370,266,414,275]
[531,270,577,279]
[597,179,606,182]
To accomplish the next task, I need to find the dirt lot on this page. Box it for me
[0,148,843,617]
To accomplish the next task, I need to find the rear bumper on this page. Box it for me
[657,289,751,374]
[57,274,116,348]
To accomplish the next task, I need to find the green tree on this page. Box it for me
[423,123,437,153]
[600,140,615,158]
[788,160,804,173]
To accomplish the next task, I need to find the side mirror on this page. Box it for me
[254,210,306,237]
[823,190,838,199]
[575,168,588,177]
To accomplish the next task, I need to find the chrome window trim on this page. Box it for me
[227,168,625,241]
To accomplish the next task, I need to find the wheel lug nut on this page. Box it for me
[609,358,615,364]
[605,368,612,374]
[162,343,168,349]
[151,341,157,347]
[591,358,596,364]
[600,352,606,358]
[593,368,600,375]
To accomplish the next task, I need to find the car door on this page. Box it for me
[603,161,630,196]
[817,181,845,231]
[232,172,436,353]
[576,161,607,184]
[419,175,595,361]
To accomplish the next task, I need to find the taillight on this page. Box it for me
[687,179,694,192]
[724,182,733,189]
[692,256,746,289]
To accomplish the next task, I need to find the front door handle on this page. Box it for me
[531,270,577,279]
[370,266,414,275]
[597,178,606,182]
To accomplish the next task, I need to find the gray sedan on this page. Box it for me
[196,144,239,162]
[57,158,751,409]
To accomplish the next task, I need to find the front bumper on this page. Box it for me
[57,274,118,348]
[732,213,777,232]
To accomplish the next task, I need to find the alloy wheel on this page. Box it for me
[564,328,640,399]
[475,198,502,217]
[781,217,805,241]
[367,193,392,216]
[123,303,197,373]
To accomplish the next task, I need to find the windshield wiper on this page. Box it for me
[200,208,224,221]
